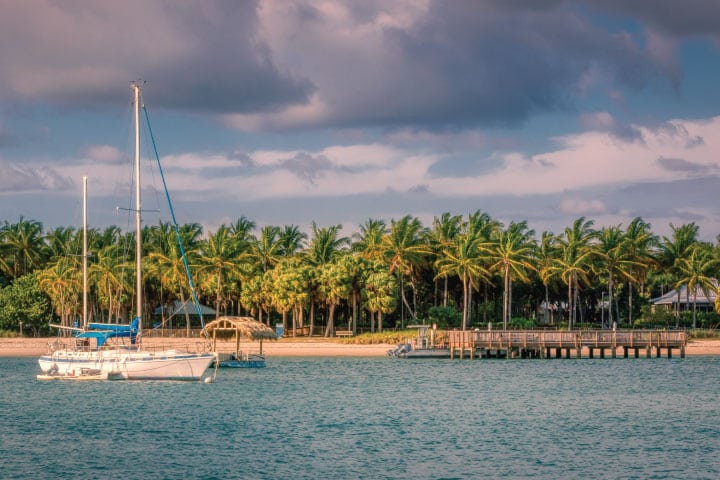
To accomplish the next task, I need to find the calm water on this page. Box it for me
[1,356,719,479]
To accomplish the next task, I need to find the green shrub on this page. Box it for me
[508,317,536,329]
[426,305,462,329]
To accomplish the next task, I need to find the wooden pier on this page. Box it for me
[446,330,687,359]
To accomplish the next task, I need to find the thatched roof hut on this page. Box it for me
[202,316,277,356]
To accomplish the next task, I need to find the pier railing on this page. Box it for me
[447,329,687,350]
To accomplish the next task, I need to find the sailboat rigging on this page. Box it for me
[38,82,214,380]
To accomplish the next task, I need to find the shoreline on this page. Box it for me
[2,337,720,358]
[0,337,396,358]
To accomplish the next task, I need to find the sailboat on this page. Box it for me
[38,82,215,380]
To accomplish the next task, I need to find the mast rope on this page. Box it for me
[142,104,209,341]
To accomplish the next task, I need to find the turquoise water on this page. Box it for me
[1,356,719,479]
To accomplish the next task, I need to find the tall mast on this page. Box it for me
[82,176,88,329]
[132,82,142,331]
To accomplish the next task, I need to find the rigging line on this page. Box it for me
[141,104,208,340]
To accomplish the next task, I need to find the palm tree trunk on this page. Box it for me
[483,283,488,324]
[309,302,315,337]
[324,303,336,337]
[567,279,573,330]
[462,274,468,331]
[503,264,509,330]
[215,275,221,318]
[352,292,359,335]
[608,275,613,327]
[443,277,448,307]
[378,311,383,333]
[628,282,633,325]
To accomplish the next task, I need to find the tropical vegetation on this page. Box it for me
[1,214,719,337]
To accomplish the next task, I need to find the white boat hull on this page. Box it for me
[38,349,214,381]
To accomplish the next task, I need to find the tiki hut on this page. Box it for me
[202,316,277,363]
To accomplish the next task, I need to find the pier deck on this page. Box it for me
[447,330,687,359]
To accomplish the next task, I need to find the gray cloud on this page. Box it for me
[656,156,710,173]
[0,1,313,112]
[0,0,695,131]
[578,112,645,142]
[0,162,73,191]
[280,152,334,184]
[257,0,689,130]
[586,0,720,38]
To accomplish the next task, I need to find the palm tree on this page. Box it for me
[429,212,462,307]
[352,218,387,261]
[38,259,81,329]
[89,244,130,324]
[240,273,270,324]
[536,231,560,325]
[307,222,349,265]
[465,210,501,323]
[200,224,243,317]
[1,217,46,279]
[364,262,398,332]
[597,225,637,327]
[318,260,352,336]
[660,223,699,326]
[555,217,597,329]
[307,222,349,334]
[381,215,430,327]
[146,223,203,335]
[435,231,492,330]
[44,226,76,262]
[674,244,719,328]
[490,221,537,330]
[229,216,256,243]
[250,225,283,273]
[278,224,308,257]
[270,257,310,335]
[337,254,369,335]
[622,217,658,324]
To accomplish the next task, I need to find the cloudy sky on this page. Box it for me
[1,0,719,240]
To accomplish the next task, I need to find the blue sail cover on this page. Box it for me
[76,318,140,348]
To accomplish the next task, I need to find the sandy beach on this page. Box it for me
[0,337,396,358]
[2,336,720,358]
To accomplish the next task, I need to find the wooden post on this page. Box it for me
[235,330,240,359]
